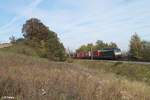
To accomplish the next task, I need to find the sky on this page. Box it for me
[0,0,150,51]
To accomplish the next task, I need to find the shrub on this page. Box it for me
[22,18,66,61]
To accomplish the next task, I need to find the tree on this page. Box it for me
[76,40,119,52]
[76,45,88,52]
[129,33,143,59]
[46,32,66,61]
[22,18,66,61]
[109,42,118,48]
[95,40,106,49]
[15,38,25,43]
[141,41,150,61]
[76,43,94,52]
[22,18,49,47]
[95,40,118,50]
[9,35,16,44]
[86,43,94,51]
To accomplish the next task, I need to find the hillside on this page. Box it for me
[0,51,150,100]
[0,43,12,48]
[75,60,150,85]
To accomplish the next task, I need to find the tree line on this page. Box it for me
[76,33,150,61]
[9,18,150,62]
[76,41,118,52]
[129,33,150,61]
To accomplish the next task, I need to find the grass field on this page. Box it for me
[75,60,150,85]
[0,50,150,100]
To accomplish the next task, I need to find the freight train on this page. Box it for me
[74,48,122,60]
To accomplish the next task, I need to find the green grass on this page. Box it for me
[0,43,40,57]
[75,60,150,84]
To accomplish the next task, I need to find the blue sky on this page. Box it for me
[0,0,150,51]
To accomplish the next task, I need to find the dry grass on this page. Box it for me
[0,43,12,48]
[0,52,150,100]
[75,60,150,84]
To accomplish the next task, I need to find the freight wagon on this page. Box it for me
[74,48,122,60]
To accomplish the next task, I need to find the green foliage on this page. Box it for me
[129,33,150,61]
[15,38,25,43]
[109,42,118,48]
[22,18,49,42]
[22,18,66,61]
[95,40,117,50]
[45,31,66,61]
[76,60,150,85]
[76,40,118,52]
[95,40,108,49]
[9,35,16,44]
[77,43,94,52]
[141,41,150,61]
[129,33,143,60]
[0,43,39,57]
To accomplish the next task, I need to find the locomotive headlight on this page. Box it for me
[115,52,122,55]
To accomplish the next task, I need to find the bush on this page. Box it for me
[22,18,66,61]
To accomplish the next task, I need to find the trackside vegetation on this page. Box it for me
[76,40,118,52]
[129,33,150,61]
[9,18,66,61]
[0,51,150,100]
[75,60,150,85]
[76,33,150,61]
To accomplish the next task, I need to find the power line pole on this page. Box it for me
[91,46,93,60]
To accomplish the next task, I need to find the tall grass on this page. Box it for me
[0,44,39,57]
[75,60,150,85]
[0,52,150,99]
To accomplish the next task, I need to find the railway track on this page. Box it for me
[80,59,150,65]
[103,60,150,65]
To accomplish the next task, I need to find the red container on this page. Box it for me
[76,51,91,59]
[93,50,102,57]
